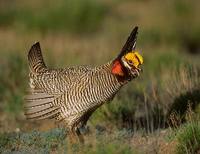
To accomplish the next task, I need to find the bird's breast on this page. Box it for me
[64,72,123,115]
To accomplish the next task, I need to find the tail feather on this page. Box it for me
[28,42,47,73]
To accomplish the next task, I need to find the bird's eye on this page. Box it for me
[128,60,133,65]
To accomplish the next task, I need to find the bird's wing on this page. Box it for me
[24,90,63,121]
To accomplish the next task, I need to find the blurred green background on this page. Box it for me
[0,0,200,153]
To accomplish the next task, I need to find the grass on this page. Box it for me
[0,128,66,153]
[0,0,108,34]
[166,104,200,154]
[175,121,200,154]
[0,129,137,154]
[0,52,27,115]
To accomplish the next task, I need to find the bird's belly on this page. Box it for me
[59,75,123,128]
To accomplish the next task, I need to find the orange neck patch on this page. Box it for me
[111,60,124,76]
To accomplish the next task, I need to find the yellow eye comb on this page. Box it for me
[124,51,143,68]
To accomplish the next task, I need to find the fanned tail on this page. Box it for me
[28,42,47,73]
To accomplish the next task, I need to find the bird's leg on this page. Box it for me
[75,127,84,144]
[68,133,75,143]
[67,128,80,154]
[68,127,77,145]
[68,126,84,144]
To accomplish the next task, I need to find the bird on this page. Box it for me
[24,26,143,143]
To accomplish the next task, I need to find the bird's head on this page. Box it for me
[111,27,143,80]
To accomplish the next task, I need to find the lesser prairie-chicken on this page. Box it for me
[24,27,143,143]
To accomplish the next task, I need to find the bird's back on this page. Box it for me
[29,65,92,94]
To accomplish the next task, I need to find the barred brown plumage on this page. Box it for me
[24,26,143,143]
